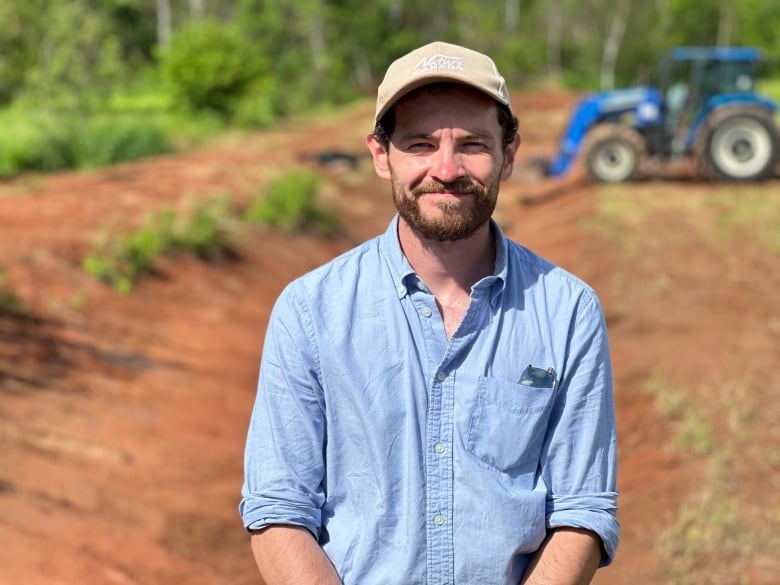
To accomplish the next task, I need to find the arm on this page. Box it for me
[539,294,620,564]
[250,525,342,585]
[520,528,603,585]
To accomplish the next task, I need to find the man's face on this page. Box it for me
[368,84,518,242]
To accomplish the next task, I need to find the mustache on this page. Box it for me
[411,179,484,197]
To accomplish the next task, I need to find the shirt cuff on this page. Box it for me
[546,492,620,566]
[239,497,322,538]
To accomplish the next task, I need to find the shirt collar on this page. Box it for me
[379,214,508,301]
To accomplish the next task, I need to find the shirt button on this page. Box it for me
[437,371,447,381]
[434,514,445,526]
[421,307,432,318]
[396,285,406,296]
[416,280,426,290]
[434,443,445,454]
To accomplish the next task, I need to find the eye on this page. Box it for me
[461,140,490,152]
[405,141,435,152]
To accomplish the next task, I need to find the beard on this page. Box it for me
[390,173,500,242]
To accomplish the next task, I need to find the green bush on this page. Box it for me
[169,196,241,260]
[161,21,265,116]
[229,78,281,128]
[83,195,241,294]
[0,106,175,178]
[0,111,75,177]
[83,213,173,294]
[74,117,173,168]
[244,171,337,234]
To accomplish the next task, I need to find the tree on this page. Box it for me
[156,0,172,47]
[600,0,630,89]
[23,1,126,110]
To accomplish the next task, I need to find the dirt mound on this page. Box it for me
[1,93,778,584]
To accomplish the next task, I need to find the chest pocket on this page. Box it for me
[466,377,555,475]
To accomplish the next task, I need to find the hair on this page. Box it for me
[372,85,519,151]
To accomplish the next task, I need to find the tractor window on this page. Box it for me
[699,61,755,95]
[665,60,691,127]
[722,62,754,92]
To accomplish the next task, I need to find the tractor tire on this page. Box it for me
[695,107,779,181]
[583,124,646,183]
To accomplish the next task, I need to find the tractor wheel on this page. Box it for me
[696,107,778,181]
[584,124,646,183]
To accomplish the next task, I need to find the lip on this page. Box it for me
[418,190,471,198]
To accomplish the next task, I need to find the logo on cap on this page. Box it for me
[412,54,464,75]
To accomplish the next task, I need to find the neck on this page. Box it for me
[398,218,495,297]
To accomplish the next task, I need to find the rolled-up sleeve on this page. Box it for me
[541,293,619,565]
[239,281,326,537]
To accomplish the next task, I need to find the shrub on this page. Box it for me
[83,195,241,293]
[74,116,174,168]
[0,107,175,178]
[244,171,337,234]
[83,213,173,294]
[168,196,242,261]
[161,21,265,116]
[0,111,75,177]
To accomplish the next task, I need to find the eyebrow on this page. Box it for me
[396,130,496,143]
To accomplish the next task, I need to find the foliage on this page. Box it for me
[160,20,266,116]
[0,107,175,178]
[0,111,75,177]
[2,1,780,177]
[83,214,172,295]
[83,195,241,294]
[73,116,174,169]
[244,171,337,234]
[168,196,242,261]
[21,1,127,111]
[83,175,337,293]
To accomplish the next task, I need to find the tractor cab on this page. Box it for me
[657,47,765,154]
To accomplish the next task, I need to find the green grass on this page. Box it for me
[588,184,780,582]
[644,375,714,456]
[706,189,780,254]
[586,184,780,257]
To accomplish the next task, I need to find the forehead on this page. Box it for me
[392,83,501,134]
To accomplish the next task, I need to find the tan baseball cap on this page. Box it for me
[375,41,513,122]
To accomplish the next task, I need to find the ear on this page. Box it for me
[500,133,522,181]
[366,133,392,180]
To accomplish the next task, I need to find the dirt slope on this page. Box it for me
[1,92,778,585]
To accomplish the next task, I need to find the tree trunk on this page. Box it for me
[717,0,732,46]
[387,0,403,27]
[504,0,521,35]
[306,0,328,76]
[156,0,172,48]
[546,0,562,81]
[189,0,205,20]
[600,0,630,89]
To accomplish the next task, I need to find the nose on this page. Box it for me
[430,140,465,182]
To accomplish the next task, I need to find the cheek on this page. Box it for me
[389,154,430,179]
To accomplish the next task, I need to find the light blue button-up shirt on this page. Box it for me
[241,216,619,585]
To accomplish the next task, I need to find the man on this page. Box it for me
[240,41,619,585]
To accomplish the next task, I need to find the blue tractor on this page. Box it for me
[546,46,779,182]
